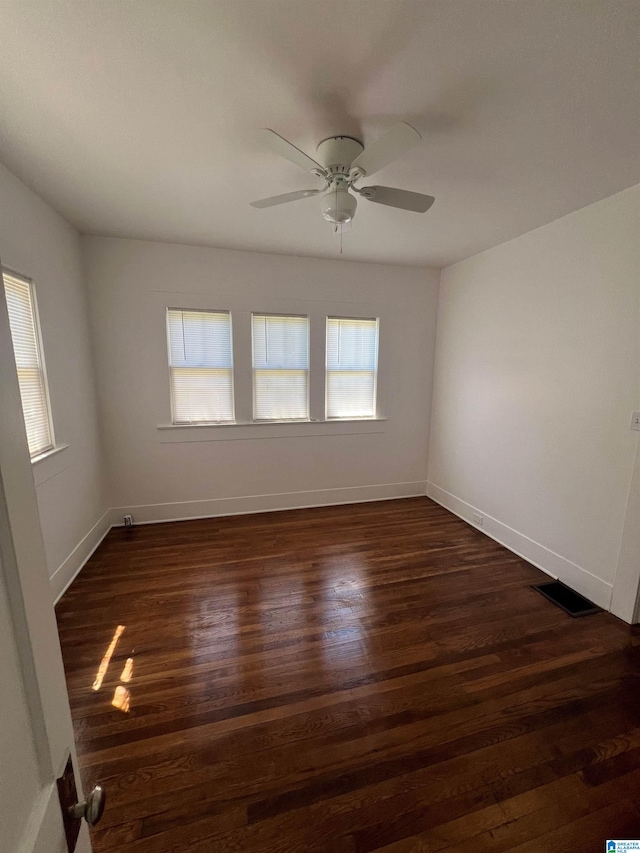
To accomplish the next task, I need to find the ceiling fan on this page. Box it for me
[250,122,435,228]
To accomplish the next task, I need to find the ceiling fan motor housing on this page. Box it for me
[316,136,364,175]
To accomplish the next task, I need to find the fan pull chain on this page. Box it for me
[336,183,343,254]
[331,183,343,254]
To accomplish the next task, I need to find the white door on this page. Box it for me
[0,267,93,853]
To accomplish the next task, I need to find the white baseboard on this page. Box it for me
[111,481,428,527]
[50,509,112,603]
[426,482,613,612]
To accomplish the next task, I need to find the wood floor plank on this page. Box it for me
[55,497,640,852]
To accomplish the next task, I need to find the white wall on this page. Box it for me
[83,237,439,522]
[0,163,110,599]
[428,185,640,614]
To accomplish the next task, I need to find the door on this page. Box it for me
[0,265,92,853]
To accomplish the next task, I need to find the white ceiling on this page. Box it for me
[0,0,638,268]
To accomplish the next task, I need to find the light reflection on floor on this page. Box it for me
[92,624,125,691]
[120,657,134,683]
[191,591,240,676]
[317,555,371,671]
[112,685,131,713]
[92,625,135,713]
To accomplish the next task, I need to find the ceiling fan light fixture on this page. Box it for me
[320,187,357,224]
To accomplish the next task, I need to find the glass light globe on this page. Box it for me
[320,188,357,224]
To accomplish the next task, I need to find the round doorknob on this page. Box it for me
[68,784,106,826]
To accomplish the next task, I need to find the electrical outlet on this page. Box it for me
[472,513,483,526]
[631,411,640,432]
[123,514,133,528]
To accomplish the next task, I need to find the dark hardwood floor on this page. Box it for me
[55,497,640,852]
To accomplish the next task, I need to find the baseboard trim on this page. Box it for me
[426,482,613,612]
[50,509,112,604]
[111,481,428,527]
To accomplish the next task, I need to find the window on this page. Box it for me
[167,309,234,423]
[162,309,382,430]
[3,270,55,458]
[326,317,379,419]
[252,314,309,421]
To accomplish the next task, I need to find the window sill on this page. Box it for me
[31,443,69,465]
[31,443,69,487]
[157,419,387,443]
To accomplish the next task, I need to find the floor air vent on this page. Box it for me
[531,581,601,617]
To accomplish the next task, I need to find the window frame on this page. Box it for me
[2,267,56,460]
[325,315,380,421]
[166,307,236,425]
[251,312,310,423]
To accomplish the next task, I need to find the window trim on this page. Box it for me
[166,307,236,426]
[325,315,380,421]
[156,417,387,443]
[251,311,310,423]
[2,267,57,460]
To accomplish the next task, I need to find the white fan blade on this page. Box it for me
[359,186,435,213]
[257,128,324,173]
[250,189,323,209]
[350,122,422,177]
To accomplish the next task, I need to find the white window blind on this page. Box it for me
[326,317,379,419]
[252,314,309,420]
[167,309,234,423]
[3,271,54,457]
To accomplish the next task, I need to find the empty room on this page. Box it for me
[1,2,639,852]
